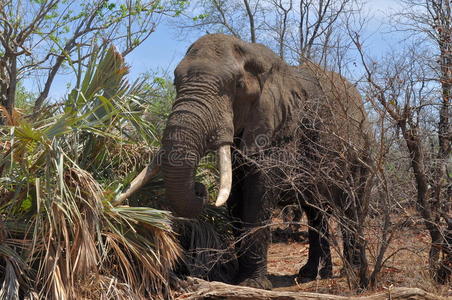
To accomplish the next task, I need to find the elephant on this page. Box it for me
[117,34,373,289]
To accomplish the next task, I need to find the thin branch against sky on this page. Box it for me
[22,0,405,100]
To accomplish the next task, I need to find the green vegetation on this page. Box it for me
[0,46,181,299]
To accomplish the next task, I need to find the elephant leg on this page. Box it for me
[342,226,361,269]
[341,224,369,288]
[228,169,272,290]
[339,184,369,287]
[288,205,303,236]
[319,240,333,279]
[298,206,332,282]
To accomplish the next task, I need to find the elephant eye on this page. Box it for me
[236,78,245,89]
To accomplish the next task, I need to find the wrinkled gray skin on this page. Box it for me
[161,34,372,289]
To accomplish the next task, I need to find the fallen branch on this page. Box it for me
[177,277,448,300]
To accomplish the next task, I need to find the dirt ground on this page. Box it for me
[266,212,452,297]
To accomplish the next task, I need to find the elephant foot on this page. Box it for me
[238,276,273,290]
[297,264,318,283]
[319,265,333,279]
[297,273,317,283]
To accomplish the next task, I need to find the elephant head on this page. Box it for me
[117,34,296,217]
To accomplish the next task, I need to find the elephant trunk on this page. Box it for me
[161,147,208,218]
[116,83,235,217]
[161,78,235,217]
[161,92,213,218]
[162,143,232,218]
[115,144,232,213]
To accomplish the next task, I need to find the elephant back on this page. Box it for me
[292,62,372,156]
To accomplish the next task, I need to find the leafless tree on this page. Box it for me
[350,0,451,283]
[177,0,266,42]
[289,0,357,63]
[178,0,363,72]
[264,0,294,59]
[396,0,451,206]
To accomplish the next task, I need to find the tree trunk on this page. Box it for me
[0,51,17,124]
[401,126,444,276]
[243,0,256,43]
[177,277,448,300]
[436,0,452,282]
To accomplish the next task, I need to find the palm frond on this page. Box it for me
[0,44,181,299]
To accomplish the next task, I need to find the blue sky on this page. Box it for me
[124,0,403,71]
[125,25,192,79]
[41,0,403,100]
[42,20,193,100]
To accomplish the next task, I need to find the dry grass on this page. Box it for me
[20,167,181,299]
[174,206,238,284]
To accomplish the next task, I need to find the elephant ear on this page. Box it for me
[233,43,300,155]
[239,63,289,155]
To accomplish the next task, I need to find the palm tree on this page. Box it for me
[0,45,180,299]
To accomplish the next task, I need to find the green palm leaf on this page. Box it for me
[0,44,180,299]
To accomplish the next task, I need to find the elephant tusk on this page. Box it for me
[113,163,160,206]
[215,145,232,207]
